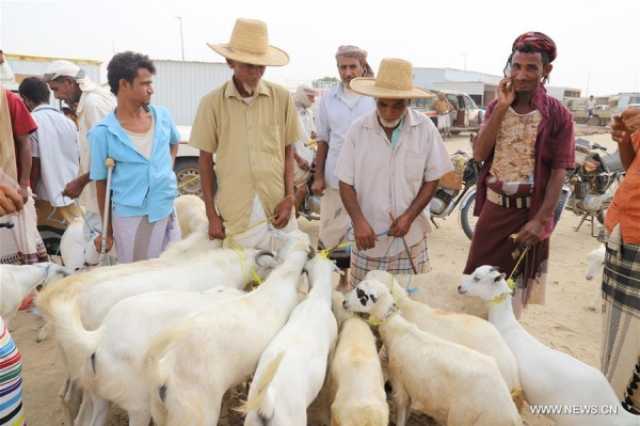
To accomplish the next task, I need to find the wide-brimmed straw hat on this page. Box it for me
[349,58,432,99]
[207,18,289,67]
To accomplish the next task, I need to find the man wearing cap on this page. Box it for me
[464,32,575,318]
[312,46,376,250]
[45,60,116,241]
[190,18,301,250]
[90,52,181,263]
[336,58,453,285]
[292,84,317,212]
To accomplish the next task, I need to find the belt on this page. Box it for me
[487,188,531,209]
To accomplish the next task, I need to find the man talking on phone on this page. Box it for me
[463,32,575,318]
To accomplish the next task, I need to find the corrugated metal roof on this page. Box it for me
[5,52,102,65]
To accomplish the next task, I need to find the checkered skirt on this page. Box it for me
[350,238,429,286]
[601,242,640,414]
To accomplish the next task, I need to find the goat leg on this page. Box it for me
[392,378,410,426]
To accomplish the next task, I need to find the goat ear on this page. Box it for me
[370,294,377,303]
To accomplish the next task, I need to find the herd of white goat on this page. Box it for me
[0,195,637,426]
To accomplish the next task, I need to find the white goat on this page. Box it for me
[344,279,522,426]
[459,265,640,426]
[144,230,311,426]
[241,255,338,426]
[0,262,71,320]
[366,270,522,403]
[173,194,208,237]
[585,245,606,282]
[57,286,246,426]
[327,292,389,426]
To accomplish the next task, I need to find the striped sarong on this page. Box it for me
[350,238,430,286]
[0,318,25,425]
[601,242,640,414]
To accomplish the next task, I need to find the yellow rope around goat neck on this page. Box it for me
[489,245,530,305]
[227,239,263,288]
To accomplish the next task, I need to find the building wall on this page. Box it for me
[152,60,231,126]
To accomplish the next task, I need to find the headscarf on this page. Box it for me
[294,85,317,109]
[335,45,375,77]
[511,32,557,63]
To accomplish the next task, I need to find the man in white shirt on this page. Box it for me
[312,45,376,250]
[336,58,453,285]
[44,60,116,240]
[18,77,80,229]
[292,85,317,211]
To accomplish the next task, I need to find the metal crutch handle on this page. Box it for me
[99,158,115,263]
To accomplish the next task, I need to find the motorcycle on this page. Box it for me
[563,138,625,237]
[429,150,479,240]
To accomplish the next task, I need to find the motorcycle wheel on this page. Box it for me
[460,191,477,240]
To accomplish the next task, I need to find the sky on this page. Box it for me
[1,0,639,96]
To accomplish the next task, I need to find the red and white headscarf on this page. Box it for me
[512,32,557,63]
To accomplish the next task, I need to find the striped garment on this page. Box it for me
[0,318,25,426]
[350,238,430,286]
[601,242,640,414]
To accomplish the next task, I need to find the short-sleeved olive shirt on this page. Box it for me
[189,79,301,234]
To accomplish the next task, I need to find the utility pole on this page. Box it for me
[176,16,185,61]
[585,71,591,98]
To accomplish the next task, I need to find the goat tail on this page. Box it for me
[511,388,526,413]
[237,352,285,417]
[48,296,100,380]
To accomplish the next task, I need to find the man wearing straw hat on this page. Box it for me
[336,58,453,285]
[190,18,301,250]
[312,45,376,251]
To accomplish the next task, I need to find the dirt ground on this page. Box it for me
[12,128,614,425]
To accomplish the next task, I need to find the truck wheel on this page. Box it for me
[174,158,202,197]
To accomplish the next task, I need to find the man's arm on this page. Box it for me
[30,158,41,192]
[312,141,329,195]
[473,79,514,162]
[618,140,636,171]
[198,151,225,240]
[339,181,376,250]
[272,145,295,228]
[170,144,178,165]
[16,134,32,196]
[389,180,440,237]
[516,168,566,245]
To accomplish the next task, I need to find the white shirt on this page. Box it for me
[316,84,376,189]
[76,83,116,214]
[124,117,155,159]
[336,109,454,257]
[30,105,80,206]
[294,105,315,164]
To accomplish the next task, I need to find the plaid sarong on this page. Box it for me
[601,242,640,414]
[350,238,429,286]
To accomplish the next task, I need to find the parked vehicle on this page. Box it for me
[429,150,479,240]
[174,126,203,197]
[563,138,625,236]
[412,89,484,135]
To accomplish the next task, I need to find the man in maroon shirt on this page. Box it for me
[464,32,575,317]
[0,85,48,264]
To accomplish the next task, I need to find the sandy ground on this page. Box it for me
[11,128,616,425]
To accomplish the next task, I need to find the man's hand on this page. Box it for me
[515,218,546,246]
[353,218,377,250]
[94,234,114,253]
[621,107,640,133]
[0,185,24,216]
[388,213,414,238]
[311,175,326,196]
[295,156,310,172]
[497,78,516,107]
[17,185,29,203]
[273,196,294,229]
[207,212,226,240]
[63,177,87,199]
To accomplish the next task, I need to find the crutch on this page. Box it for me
[99,158,115,265]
